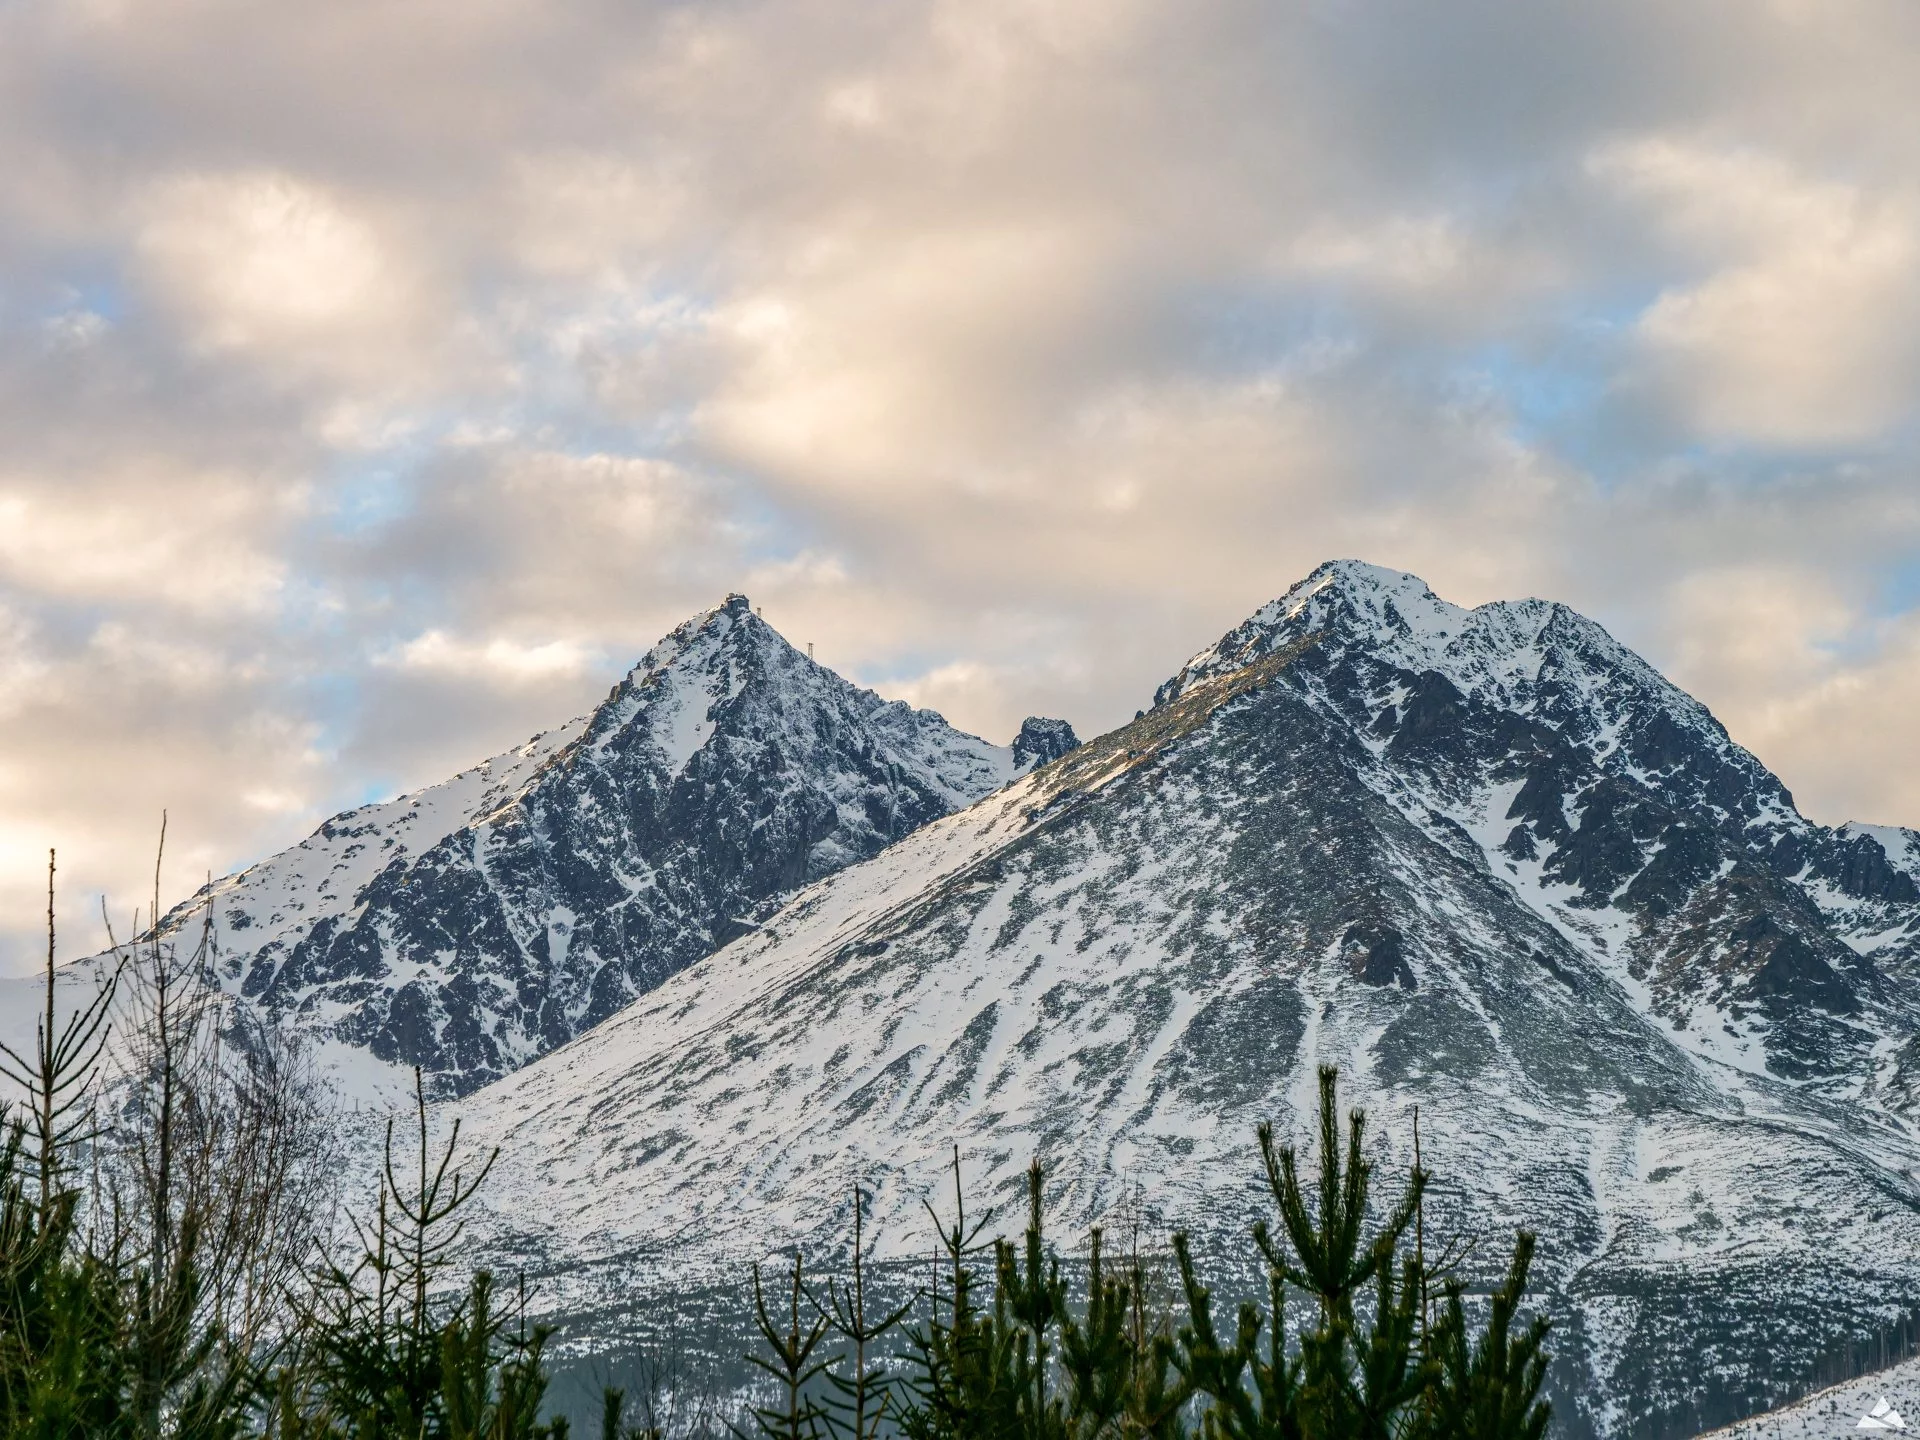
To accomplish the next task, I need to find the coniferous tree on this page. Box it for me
[738,1257,831,1440]
[813,1190,912,1440]
[1417,1234,1551,1440]
[0,854,122,1437]
[1167,1067,1428,1440]
[598,1387,630,1440]
[1115,1264,1188,1440]
[1167,1234,1296,1440]
[437,1273,564,1440]
[0,1113,126,1436]
[0,845,266,1440]
[900,1151,1020,1440]
[275,1066,571,1439]
[0,851,122,1221]
[995,1164,1066,1440]
[1263,1071,1427,1434]
[2,844,570,1440]
[869,1066,1550,1440]
[1056,1228,1129,1439]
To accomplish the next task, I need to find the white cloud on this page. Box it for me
[381,629,603,684]
[0,0,1919,970]
[135,170,443,395]
[1654,561,1920,824]
[1287,213,1466,288]
[1597,137,1920,444]
[0,480,289,617]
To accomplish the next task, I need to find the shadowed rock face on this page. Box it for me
[454,561,1920,1438]
[142,595,1070,1097]
[1012,715,1080,770]
[1155,560,1920,1092]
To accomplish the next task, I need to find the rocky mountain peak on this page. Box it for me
[121,595,1070,1100]
[1012,715,1080,770]
[452,561,1920,1436]
[1145,563,1920,1085]
[1159,560,1644,710]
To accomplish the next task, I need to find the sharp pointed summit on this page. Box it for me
[140,595,1073,1099]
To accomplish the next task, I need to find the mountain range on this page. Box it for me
[17,558,1920,1435]
[438,561,1920,1437]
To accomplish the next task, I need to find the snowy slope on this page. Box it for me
[1700,1354,1920,1437]
[71,595,1075,1102]
[452,562,1920,1438]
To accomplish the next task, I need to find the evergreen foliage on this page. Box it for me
[812,1191,912,1440]
[0,846,252,1440]
[752,1066,1552,1440]
[0,852,121,1219]
[1420,1237,1550,1440]
[0,1119,125,1436]
[0,851,570,1440]
[736,1258,832,1440]
[5,848,1555,1440]
[265,1067,568,1439]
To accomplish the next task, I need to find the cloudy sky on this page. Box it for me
[2,0,1919,971]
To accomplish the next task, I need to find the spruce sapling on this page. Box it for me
[1419,1232,1551,1440]
[738,1256,831,1440]
[1056,1227,1130,1437]
[813,1188,911,1440]
[994,1163,1066,1440]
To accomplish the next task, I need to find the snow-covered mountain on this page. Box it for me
[126,594,1077,1099]
[451,561,1920,1437]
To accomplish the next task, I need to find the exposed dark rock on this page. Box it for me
[1343,922,1416,988]
[1819,831,1920,904]
[1501,824,1539,861]
[1622,823,1722,918]
[1012,716,1080,770]
[1738,920,1858,1015]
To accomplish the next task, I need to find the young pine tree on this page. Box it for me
[1055,1227,1130,1439]
[1155,1067,1556,1440]
[737,1256,831,1440]
[995,1164,1067,1440]
[783,1068,1552,1440]
[279,1067,565,1439]
[900,1151,1021,1440]
[1415,1233,1551,1440]
[0,1112,127,1437]
[813,1189,912,1440]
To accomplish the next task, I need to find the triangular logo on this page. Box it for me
[1859,1396,1909,1430]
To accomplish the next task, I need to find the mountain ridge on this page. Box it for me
[447,559,1920,1437]
[100,593,1078,1100]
